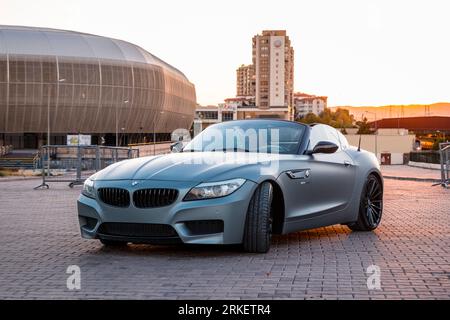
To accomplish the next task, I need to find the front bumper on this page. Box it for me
[77,179,257,245]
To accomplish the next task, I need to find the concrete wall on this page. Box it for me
[390,153,405,165]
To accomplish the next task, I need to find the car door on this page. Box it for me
[279,125,356,226]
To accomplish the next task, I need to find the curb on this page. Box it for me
[0,176,41,182]
[383,175,442,183]
[408,163,441,171]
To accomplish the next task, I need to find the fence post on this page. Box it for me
[33,145,49,189]
[439,143,445,184]
[76,145,82,182]
[95,145,100,171]
[41,146,46,185]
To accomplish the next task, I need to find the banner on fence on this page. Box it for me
[67,135,91,146]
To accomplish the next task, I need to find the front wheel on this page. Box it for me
[348,174,383,231]
[242,182,273,253]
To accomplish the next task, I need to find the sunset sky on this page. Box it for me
[1,0,449,107]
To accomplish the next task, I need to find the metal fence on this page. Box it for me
[410,151,441,164]
[34,145,139,189]
[437,142,450,188]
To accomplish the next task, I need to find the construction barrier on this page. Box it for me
[34,145,139,189]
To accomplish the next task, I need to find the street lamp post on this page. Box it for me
[47,78,66,145]
[47,85,51,147]
[116,100,129,147]
[153,111,164,155]
[46,78,65,176]
[121,127,125,146]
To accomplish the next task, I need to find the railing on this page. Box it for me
[437,143,450,188]
[33,152,41,169]
[128,141,173,157]
[128,141,171,147]
[34,145,139,189]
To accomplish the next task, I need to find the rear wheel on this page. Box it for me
[243,182,273,253]
[99,239,128,246]
[348,174,383,231]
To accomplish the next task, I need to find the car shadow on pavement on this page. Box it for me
[97,242,246,257]
[90,225,382,258]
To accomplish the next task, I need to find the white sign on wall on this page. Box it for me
[67,134,91,146]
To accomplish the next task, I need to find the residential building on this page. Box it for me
[253,30,294,112]
[236,64,255,97]
[294,92,328,118]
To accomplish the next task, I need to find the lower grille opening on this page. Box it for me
[98,222,178,238]
[79,216,98,231]
[184,220,224,235]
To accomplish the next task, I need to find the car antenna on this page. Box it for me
[357,133,362,152]
[357,114,364,152]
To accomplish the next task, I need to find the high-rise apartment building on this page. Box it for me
[236,64,255,97]
[231,30,294,120]
[253,30,294,112]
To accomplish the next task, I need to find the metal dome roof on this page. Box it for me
[0,25,188,79]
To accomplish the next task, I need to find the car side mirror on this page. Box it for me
[307,141,339,155]
[170,141,183,153]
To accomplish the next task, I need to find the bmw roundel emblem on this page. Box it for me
[131,181,139,186]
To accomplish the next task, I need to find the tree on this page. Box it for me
[355,117,373,134]
[299,112,319,124]
[296,107,355,129]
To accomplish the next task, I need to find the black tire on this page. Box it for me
[243,182,273,253]
[348,174,383,231]
[99,238,128,246]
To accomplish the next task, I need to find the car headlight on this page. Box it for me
[82,178,96,199]
[184,178,246,201]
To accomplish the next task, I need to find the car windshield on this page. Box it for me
[183,120,306,154]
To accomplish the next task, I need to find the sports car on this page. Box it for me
[77,120,383,253]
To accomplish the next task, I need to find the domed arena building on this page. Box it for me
[0,25,196,148]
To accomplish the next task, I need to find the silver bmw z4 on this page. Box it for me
[77,120,383,253]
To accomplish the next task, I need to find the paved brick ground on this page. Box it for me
[0,178,449,299]
[381,165,441,181]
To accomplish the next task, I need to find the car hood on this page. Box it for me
[91,152,286,183]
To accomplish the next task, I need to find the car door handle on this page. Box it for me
[286,169,310,179]
[344,161,352,167]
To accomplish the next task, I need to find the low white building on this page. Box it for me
[294,92,327,118]
[345,128,416,165]
[193,104,237,136]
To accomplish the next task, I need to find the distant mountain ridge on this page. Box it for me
[330,103,450,121]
